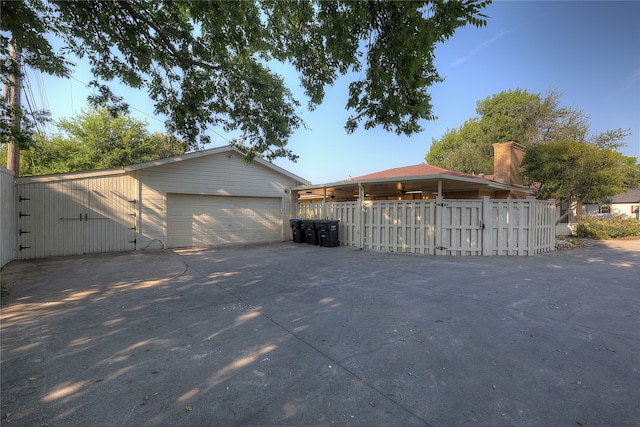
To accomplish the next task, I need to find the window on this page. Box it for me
[599,205,611,214]
[632,205,639,214]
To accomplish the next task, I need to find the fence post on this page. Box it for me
[435,196,443,255]
[481,196,492,256]
[357,183,364,249]
[527,196,536,255]
[548,199,556,252]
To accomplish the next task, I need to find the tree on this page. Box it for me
[520,140,640,223]
[0,106,188,175]
[1,0,491,167]
[423,118,492,173]
[425,88,626,174]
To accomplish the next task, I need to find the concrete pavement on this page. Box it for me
[1,240,639,426]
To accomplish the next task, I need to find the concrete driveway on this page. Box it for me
[1,240,639,426]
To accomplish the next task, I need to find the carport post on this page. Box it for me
[322,187,327,219]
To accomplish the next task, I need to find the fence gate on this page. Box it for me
[16,175,137,259]
[435,199,483,256]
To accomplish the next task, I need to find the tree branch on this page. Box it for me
[118,2,221,72]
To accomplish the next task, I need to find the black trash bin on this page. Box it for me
[289,219,306,243]
[302,220,319,245]
[316,220,340,247]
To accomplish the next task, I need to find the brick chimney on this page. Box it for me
[492,141,526,186]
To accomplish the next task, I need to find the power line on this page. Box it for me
[21,67,47,138]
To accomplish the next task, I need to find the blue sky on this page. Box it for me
[24,1,640,184]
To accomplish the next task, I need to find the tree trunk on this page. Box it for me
[575,200,583,222]
[555,199,578,226]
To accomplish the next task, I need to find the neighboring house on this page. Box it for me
[4,146,306,264]
[550,188,639,236]
[584,188,640,219]
[611,188,640,218]
[293,141,557,257]
[297,141,533,202]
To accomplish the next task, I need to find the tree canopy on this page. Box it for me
[520,140,640,222]
[2,0,490,164]
[425,88,629,174]
[0,105,188,175]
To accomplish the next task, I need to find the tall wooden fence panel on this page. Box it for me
[363,201,436,255]
[533,200,557,254]
[297,202,358,247]
[298,197,555,256]
[485,198,532,256]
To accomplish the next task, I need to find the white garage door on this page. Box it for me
[167,194,282,248]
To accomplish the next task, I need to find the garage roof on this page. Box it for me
[16,145,307,184]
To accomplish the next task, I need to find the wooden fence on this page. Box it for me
[297,196,555,256]
[1,167,17,267]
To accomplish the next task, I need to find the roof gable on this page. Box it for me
[125,145,306,183]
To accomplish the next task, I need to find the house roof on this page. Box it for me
[15,145,307,184]
[293,162,532,200]
[611,188,640,204]
[351,164,481,181]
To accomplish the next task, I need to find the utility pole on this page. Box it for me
[5,37,22,177]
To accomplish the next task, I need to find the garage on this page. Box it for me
[7,146,306,261]
[167,194,282,248]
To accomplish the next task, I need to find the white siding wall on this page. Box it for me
[612,202,640,219]
[1,167,17,267]
[136,153,298,249]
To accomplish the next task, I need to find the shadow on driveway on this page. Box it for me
[1,241,639,426]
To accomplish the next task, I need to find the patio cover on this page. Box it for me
[293,164,533,201]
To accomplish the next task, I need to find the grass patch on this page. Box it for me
[576,216,640,240]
